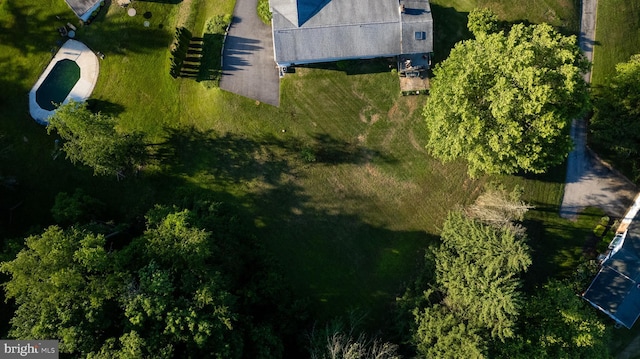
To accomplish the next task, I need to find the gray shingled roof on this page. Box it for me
[583,220,640,328]
[271,0,433,66]
[64,0,101,20]
[401,0,433,55]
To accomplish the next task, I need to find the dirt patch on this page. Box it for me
[388,96,422,123]
[408,129,426,153]
[358,106,380,125]
[380,127,397,149]
[174,0,194,29]
[363,163,418,191]
[399,76,430,92]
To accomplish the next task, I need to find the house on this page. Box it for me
[270,0,433,75]
[583,196,640,328]
[64,0,102,22]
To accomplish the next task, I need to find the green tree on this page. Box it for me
[47,100,147,177]
[410,211,531,357]
[467,8,499,36]
[591,54,640,180]
[424,22,589,176]
[0,226,121,354]
[414,305,486,359]
[51,189,105,224]
[2,203,306,358]
[435,211,531,340]
[496,280,610,359]
[116,208,240,358]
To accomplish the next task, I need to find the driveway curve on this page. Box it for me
[560,0,637,219]
[220,0,280,106]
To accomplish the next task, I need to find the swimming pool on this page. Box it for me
[29,39,100,124]
[35,59,81,111]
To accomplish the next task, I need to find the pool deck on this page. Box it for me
[29,39,99,125]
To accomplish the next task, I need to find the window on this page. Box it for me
[415,31,426,40]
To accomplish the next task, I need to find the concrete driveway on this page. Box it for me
[560,0,638,219]
[220,0,280,106]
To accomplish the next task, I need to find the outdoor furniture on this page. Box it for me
[66,23,77,31]
[127,8,136,16]
[58,26,68,36]
[68,30,76,38]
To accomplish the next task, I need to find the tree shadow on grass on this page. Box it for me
[233,179,438,335]
[510,161,567,184]
[157,127,398,184]
[82,24,173,56]
[0,60,31,116]
[260,132,398,166]
[196,33,224,84]
[0,2,72,56]
[429,4,472,64]
[86,99,125,116]
[157,127,292,185]
[0,1,174,56]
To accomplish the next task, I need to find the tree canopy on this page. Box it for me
[1,202,307,358]
[405,187,611,358]
[47,101,147,176]
[411,211,531,357]
[497,280,610,359]
[408,187,532,357]
[590,54,640,180]
[467,8,499,36]
[424,14,589,176]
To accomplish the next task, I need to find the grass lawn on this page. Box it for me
[429,0,579,61]
[591,0,640,87]
[0,0,597,333]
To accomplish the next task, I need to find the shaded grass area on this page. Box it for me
[498,166,605,291]
[429,0,579,62]
[591,0,640,86]
[0,0,591,335]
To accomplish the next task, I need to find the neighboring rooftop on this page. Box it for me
[64,0,101,21]
[271,0,433,66]
[583,194,640,328]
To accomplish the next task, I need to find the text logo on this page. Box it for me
[0,341,58,358]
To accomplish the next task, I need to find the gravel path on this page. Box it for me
[559,0,637,220]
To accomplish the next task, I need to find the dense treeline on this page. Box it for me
[2,199,308,358]
[397,187,610,358]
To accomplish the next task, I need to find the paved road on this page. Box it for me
[559,0,638,219]
[219,0,280,106]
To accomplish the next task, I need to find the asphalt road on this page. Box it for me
[559,0,637,219]
[219,0,280,106]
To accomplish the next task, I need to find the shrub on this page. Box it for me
[300,147,316,163]
[599,216,610,227]
[257,0,271,25]
[169,27,192,78]
[205,14,232,35]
